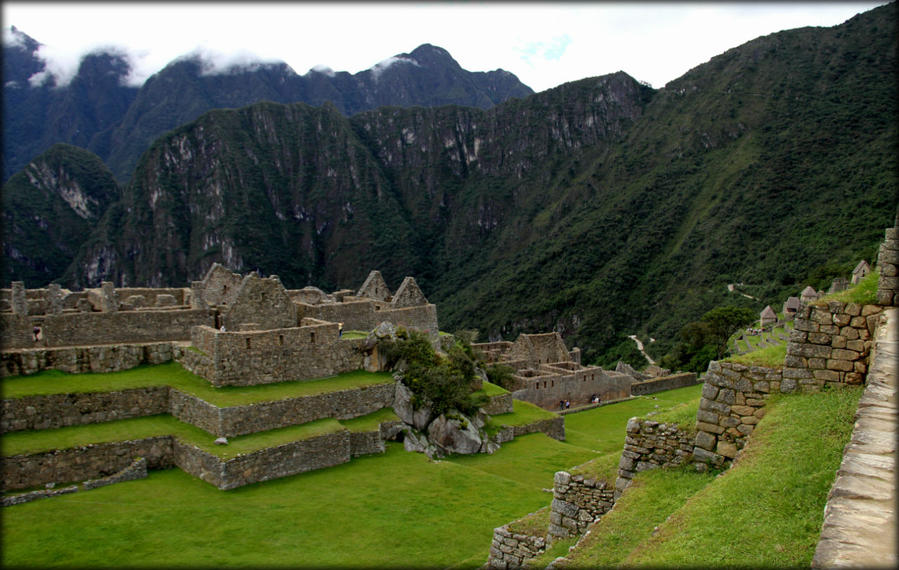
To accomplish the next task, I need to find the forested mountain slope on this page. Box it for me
[5,4,896,365]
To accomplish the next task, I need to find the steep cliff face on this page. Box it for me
[67,72,651,290]
[66,103,417,288]
[2,144,120,285]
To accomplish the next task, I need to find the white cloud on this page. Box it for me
[308,65,336,77]
[2,2,888,93]
[369,56,420,80]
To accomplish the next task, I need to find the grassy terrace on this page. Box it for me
[2,379,702,567]
[1,362,394,407]
[1,415,350,460]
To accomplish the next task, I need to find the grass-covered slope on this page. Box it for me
[557,385,862,568]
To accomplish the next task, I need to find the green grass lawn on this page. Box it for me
[0,381,709,567]
[1,362,395,407]
[563,384,702,454]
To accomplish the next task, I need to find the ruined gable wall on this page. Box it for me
[200,263,242,306]
[222,275,297,331]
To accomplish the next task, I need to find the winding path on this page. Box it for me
[628,335,655,366]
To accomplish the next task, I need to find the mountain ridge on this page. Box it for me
[3,3,896,366]
[2,33,534,182]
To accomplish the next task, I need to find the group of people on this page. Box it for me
[558,394,603,411]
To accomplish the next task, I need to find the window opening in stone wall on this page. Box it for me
[279,335,284,346]
[246,338,251,349]
[551,380,554,387]
[311,331,316,344]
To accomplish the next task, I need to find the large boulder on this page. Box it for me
[393,382,415,425]
[427,412,484,455]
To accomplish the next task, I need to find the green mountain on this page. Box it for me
[2,144,121,286]
[2,37,533,182]
[7,4,898,365]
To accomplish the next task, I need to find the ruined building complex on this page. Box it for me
[1,264,695,494]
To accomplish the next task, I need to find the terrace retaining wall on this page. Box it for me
[549,471,616,538]
[1,342,181,378]
[783,302,882,391]
[630,372,699,395]
[615,419,695,498]
[2,387,171,432]
[488,522,547,569]
[1,436,174,492]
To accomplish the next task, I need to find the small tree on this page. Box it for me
[701,306,757,359]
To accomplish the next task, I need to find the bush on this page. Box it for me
[379,329,483,417]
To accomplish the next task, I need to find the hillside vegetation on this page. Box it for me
[3,4,896,366]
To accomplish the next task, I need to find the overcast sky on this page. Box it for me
[3,2,887,93]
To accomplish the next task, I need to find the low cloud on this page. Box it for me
[308,64,336,77]
[180,46,286,77]
[369,56,420,80]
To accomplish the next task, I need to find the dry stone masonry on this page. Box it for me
[615,418,694,497]
[876,226,899,306]
[691,361,779,468]
[488,521,547,569]
[784,302,882,391]
[549,471,616,538]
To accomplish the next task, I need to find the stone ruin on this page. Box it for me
[473,332,696,411]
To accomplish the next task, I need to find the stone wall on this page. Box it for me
[691,361,780,468]
[488,521,547,569]
[179,324,368,386]
[349,430,385,457]
[630,372,699,396]
[172,430,352,490]
[784,302,882,391]
[876,226,899,306]
[299,300,439,337]
[1,309,214,350]
[2,387,170,432]
[512,417,566,441]
[512,368,633,410]
[1,437,174,492]
[615,418,695,498]
[549,471,617,538]
[1,341,180,377]
[4,380,398,439]
[483,392,514,416]
[216,382,397,437]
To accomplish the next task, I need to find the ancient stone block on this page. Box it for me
[783,367,813,379]
[808,332,832,345]
[716,441,738,458]
[831,349,860,361]
[696,409,718,425]
[849,316,867,328]
[701,383,719,400]
[830,336,847,349]
[720,416,740,429]
[740,416,758,425]
[832,313,851,327]
[737,424,754,436]
[813,369,841,382]
[730,405,754,416]
[696,421,724,435]
[807,358,826,369]
[827,359,854,372]
[716,388,735,405]
[845,373,865,385]
[783,355,807,369]
[854,361,867,374]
